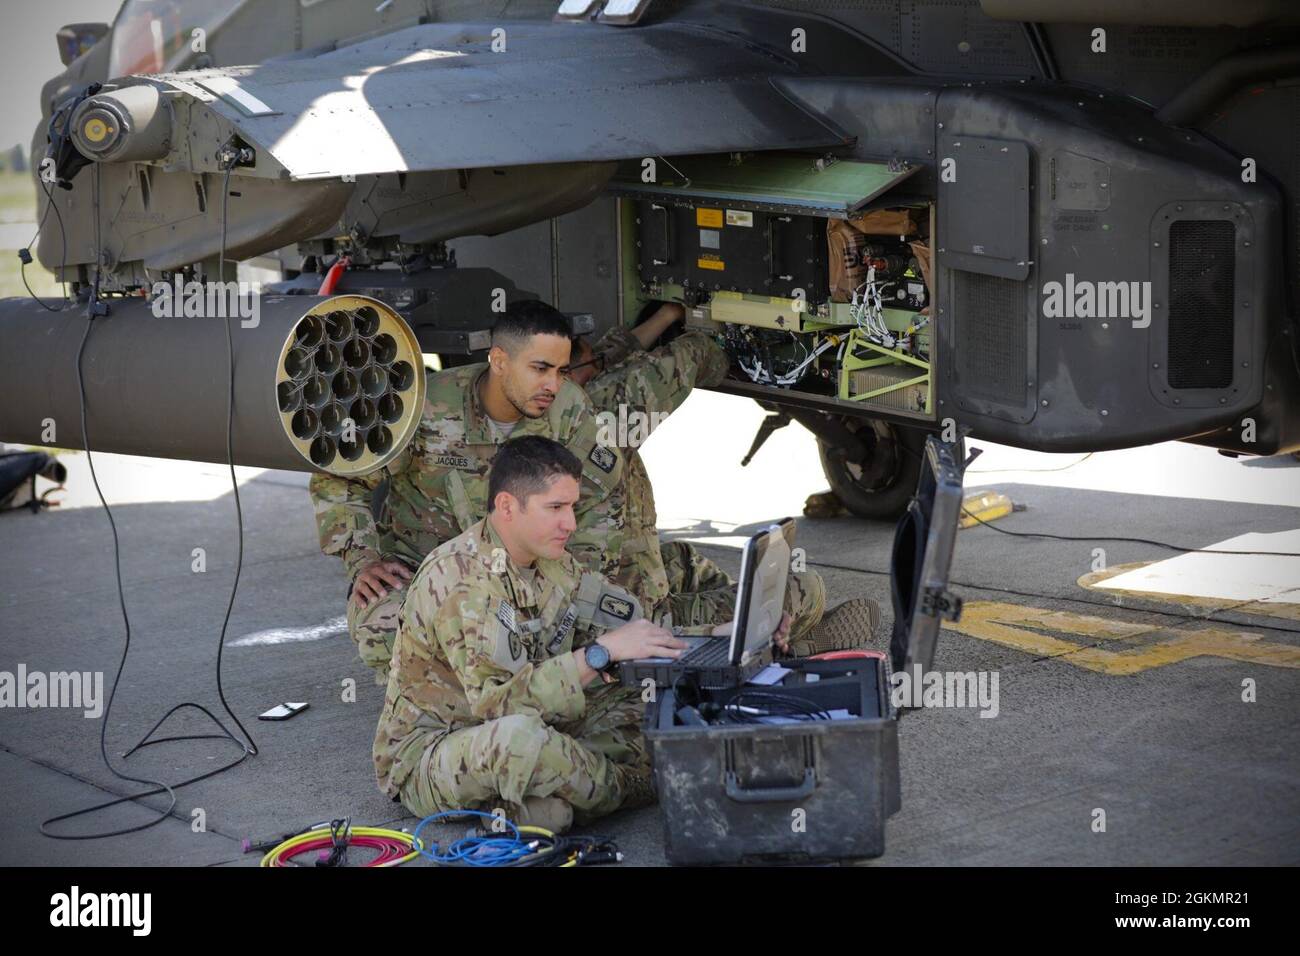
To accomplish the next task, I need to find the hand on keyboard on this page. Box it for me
[598,620,688,663]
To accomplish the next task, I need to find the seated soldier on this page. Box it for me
[310,299,624,680]
[373,435,795,833]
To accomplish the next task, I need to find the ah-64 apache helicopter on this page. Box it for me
[3,0,1297,517]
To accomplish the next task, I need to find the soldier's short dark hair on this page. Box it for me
[492,300,572,355]
[488,436,583,512]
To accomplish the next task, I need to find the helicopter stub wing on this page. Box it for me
[153,21,852,181]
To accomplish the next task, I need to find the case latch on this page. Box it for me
[920,587,963,622]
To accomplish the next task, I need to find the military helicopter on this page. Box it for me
[2,0,1297,517]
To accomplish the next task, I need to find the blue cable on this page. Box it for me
[412,810,539,867]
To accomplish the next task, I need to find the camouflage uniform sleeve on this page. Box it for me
[307,469,387,579]
[590,326,642,367]
[558,386,624,580]
[431,580,587,724]
[585,330,729,420]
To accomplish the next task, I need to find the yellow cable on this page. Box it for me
[517,825,586,866]
[260,825,422,867]
[260,820,593,868]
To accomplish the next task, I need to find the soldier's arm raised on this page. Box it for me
[593,301,686,358]
[629,301,686,349]
[585,329,730,423]
[435,581,588,724]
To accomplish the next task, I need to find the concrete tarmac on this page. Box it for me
[1,391,1296,866]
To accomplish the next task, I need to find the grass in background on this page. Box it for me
[0,250,64,300]
[0,169,62,299]
[0,168,37,222]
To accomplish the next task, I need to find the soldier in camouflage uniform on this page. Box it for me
[573,304,874,657]
[374,436,793,832]
[571,305,738,625]
[311,300,629,679]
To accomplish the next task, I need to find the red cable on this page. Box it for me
[317,255,350,295]
[270,834,409,867]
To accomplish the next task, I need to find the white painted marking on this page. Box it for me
[1096,531,1300,604]
[232,616,347,647]
[556,0,602,14]
[197,77,279,116]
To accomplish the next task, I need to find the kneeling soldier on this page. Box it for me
[373,435,787,833]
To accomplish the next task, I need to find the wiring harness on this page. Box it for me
[726,325,841,388]
[849,265,929,356]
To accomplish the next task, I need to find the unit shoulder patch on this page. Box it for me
[598,593,634,621]
[588,445,617,474]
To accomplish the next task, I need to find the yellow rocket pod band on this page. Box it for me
[275,294,426,476]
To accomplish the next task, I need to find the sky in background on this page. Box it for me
[0,0,124,158]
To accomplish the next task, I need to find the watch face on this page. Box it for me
[586,643,610,671]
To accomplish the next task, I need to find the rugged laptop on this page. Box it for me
[619,518,796,689]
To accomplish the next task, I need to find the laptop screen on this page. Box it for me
[730,518,796,664]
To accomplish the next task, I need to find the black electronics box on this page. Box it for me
[633,199,828,302]
[644,437,965,865]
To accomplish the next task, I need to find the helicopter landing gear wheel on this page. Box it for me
[817,418,928,520]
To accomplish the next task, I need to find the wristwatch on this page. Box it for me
[584,642,613,674]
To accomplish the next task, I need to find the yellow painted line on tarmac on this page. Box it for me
[944,601,1300,675]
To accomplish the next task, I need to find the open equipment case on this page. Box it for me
[643,436,965,865]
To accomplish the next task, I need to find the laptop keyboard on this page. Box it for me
[681,639,731,667]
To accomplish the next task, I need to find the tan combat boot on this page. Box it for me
[803,489,848,519]
[615,764,658,811]
[786,597,882,658]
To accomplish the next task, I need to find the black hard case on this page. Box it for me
[645,657,899,865]
[643,437,964,865]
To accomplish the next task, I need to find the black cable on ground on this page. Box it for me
[674,534,1298,636]
[897,437,1300,557]
[41,161,256,840]
[39,316,181,838]
[213,161,259,755]
[805,553,1300,636]
[957,504,1300,558]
